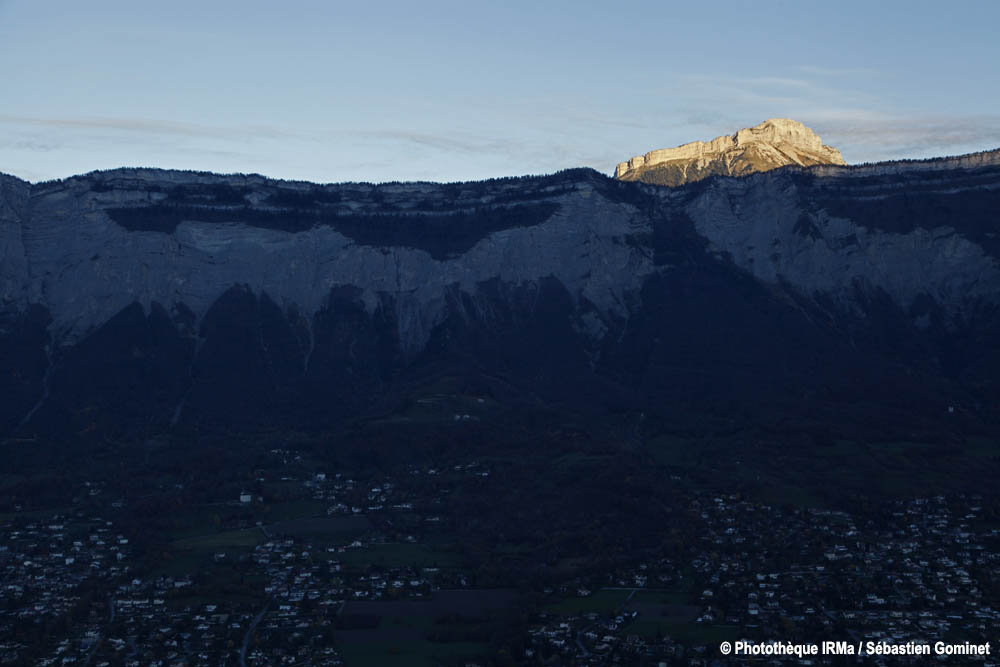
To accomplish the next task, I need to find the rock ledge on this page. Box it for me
[615,118,846,185]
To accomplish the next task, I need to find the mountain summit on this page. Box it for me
[615,118,846,186]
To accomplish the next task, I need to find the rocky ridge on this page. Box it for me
[615,118,846,186]
[1,146,999,436]
[1,169,650,351]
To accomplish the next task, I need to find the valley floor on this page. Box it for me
[2,420,999,666]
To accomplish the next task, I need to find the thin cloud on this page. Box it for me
[738,76,818,90]
[797,65,878,77]
[359,129,563,170]
[0,114,297,140]
[674,72,884,119]
[355,128,618,178]
[814,114,1000,160]
[5,139,59,152]
[360,130,514,155]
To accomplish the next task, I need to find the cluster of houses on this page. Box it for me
[688,495,1000,644]
[0,510,133,664]
[0,459,487,665]
[5,456,1000,666]
[523,493,1000,665]
[528,610,689,666]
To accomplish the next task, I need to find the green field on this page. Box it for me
[338,640,489,667]
[629,589,692,605]
[623,619,738,644]
[0,506,70,523]
[335,592,515,667]
[262,499,329,522]
[338,542,463,570]
[643,430,1000,507]
[269,515,371,547]
[171,528,263,551]
[544,589,633,615]
[153,527,265,577]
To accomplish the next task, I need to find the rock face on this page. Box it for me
[1,147,999,439]
[5,170,651,351]
[615,118,846,185]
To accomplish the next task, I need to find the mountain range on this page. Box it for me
[2,129,1000,449]
[615,118,846,185]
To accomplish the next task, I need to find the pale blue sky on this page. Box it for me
[2,0,999,183]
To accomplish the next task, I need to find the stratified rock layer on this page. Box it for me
[615,118,846,186]
[1,146,999,437]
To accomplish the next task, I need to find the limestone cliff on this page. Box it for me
[1,147,999,436]
[5,169,651,353]
[615,118,846,186]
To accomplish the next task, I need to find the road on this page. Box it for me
[82,597,116,666]
[239,601,271,667]
[574,588,640,657]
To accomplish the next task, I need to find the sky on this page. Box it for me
[2,0,999,184]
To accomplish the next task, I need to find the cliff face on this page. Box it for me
[1,150,999,438]
[615,119,846,186]
[11,170,652,351]
[680,160,1000,313]
[0,173,30,313]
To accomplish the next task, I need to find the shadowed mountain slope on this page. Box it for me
[0,149,999,443]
